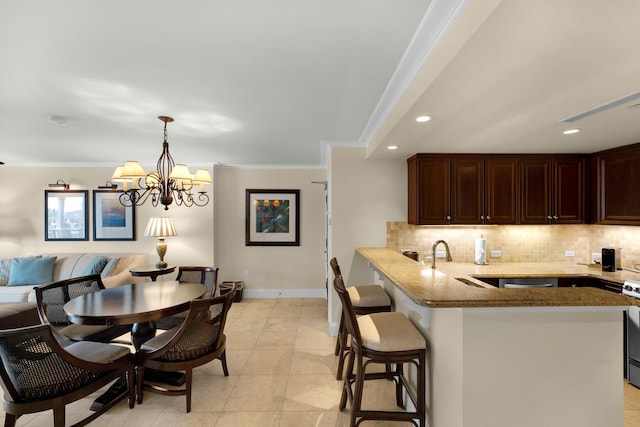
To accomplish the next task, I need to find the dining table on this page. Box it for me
[63,280,205,350]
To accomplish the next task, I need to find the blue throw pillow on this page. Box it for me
[82,257,107,276]
[7,256,57,286]
[101,257,121,278]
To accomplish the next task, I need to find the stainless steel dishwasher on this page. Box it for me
[498,278,558,288]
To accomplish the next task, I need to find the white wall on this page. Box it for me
[0,165,214,272]
[0,165,331,297]
[328,146,406,331]
[213,166,328,297]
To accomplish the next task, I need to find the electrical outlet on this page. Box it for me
[592,252,602,263]
[565,250,575,257]
[243,269,249,276]
[490,250,501,258]
[435,250,447,258]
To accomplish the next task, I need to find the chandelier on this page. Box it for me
[112,116,212,210]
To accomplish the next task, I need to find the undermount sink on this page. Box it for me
[454,277,487,288]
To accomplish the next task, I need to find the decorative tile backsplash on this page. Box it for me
[387,222,640,269]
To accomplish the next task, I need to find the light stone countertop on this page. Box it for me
[356,247,640,308]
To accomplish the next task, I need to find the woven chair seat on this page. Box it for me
[3,339,131,401]
[8,351,105,401]
[66,340,131,363]
[60,324,122,342]
[141,324,220,362]
[346,285,391,308]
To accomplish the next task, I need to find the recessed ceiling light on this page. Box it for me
[563,128,581,135]
[415,116,431,123]
[387,145,399,150]
[49,115,70,125]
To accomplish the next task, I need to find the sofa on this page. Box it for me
[0,252,148,303]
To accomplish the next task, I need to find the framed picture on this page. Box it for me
[45,190,89,241]
[92,190,136,241]
[246,189,300,246]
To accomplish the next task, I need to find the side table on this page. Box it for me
[130,264,177,281]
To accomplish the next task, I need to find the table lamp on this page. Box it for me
[144,217,177,268]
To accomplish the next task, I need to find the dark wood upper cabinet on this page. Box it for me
[484,157,519,224]
[408,155,518,225]
[408,144,640,226]
[450,156,518,225]
[519,157,551,224]
[554,157,585,223]
[408,155,451,225]
[519,155,585,224]
[594,143,640,225]
[451,157,483,224]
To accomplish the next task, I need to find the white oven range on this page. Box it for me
[623,280,640,387]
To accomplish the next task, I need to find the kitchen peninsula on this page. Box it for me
[352,247,635,427]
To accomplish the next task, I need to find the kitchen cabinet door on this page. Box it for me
[553,156,585,224]
[519,155,585,224]
[451,157,483,224]
[409,154,518,225]
[485,157,518,224]
[519,156,551,224]
[408,155,451,225]
[595,143,640,225]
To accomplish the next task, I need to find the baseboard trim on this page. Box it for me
[242,289,327,299]
[328,321,339,337]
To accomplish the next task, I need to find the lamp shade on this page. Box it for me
[192,169,213,184]
[192,169,213,192]
[120,161,147,178]
[144,217,177,237]
[111,166,123,180]
[111,166,133,191]
[169,164,192,180]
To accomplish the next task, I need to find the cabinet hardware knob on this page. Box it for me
[547,216,553,220]
[446,215,451,220]
[480,215,485,220]
[486,215,491,220]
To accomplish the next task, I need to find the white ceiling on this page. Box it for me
[1,0,639,167]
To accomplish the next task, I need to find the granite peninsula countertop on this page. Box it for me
[356,247,640,308]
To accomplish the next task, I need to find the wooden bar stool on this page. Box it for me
[333,273,427,427]
[330,258,391,380]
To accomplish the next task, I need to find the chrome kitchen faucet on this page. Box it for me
[432,240,453,269]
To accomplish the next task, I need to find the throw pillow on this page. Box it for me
[0,258,11,286]
[82,257,107,276]
[101,257,121,278]
[8,256,57,286]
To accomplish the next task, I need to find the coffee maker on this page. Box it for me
[602,248,622,272]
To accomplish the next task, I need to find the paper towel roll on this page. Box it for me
[474,236,487,265]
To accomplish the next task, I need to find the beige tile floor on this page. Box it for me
[3,297,640,426]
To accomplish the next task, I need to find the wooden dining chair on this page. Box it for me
[135,282,236,412]
[0,323,135,427]
[176,266,219,297]
[155,266,219,330]
[35,274,131,343]
[330,257,391,380]
[333,273,427,427]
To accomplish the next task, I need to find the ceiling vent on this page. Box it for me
[561,90,640,123]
